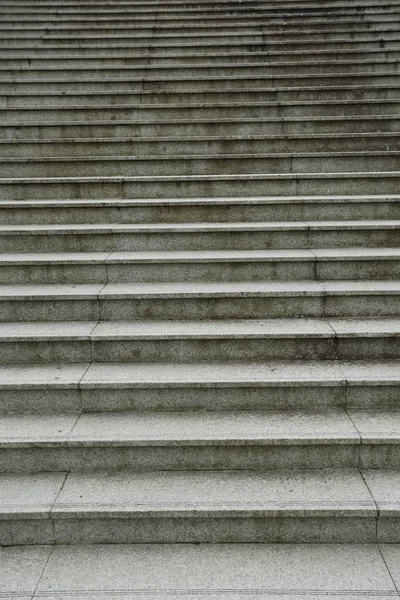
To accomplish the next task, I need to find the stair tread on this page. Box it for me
[2,542,399,599]
[0,317,399,340]
[1,220,398,233]
[0,195,397,207]
[0,360,398,390]
[2,248,399,264]
[1,280,399,299]
[3,408,400,445]
[0,468,384,517]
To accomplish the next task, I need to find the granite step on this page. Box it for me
[1,59,400,80]
[3,49,400,67]
[1,408,400,472]
[5,85,399,109]
[2,152,399,178]
[2,133,399,157]
[1,248,397,283]
[0,317,398,363]
[0,221,398,253]
[0,467,397,544]
[4,28,400,47]
[2,543,400,599]
[3,38,400,55]
[3,101,400,129]
[0,280,398,322]
[0,196,397,225]
[1,359,398,413]
[1,172,399,200]
[1,73,398,94]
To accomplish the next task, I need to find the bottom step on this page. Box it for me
[1,469,400,544]
[3,543,400,600]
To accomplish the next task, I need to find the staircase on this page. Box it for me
[2,0,400,595]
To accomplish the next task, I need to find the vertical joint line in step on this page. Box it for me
[377,545,400,597]
[345,409,363,469]
[32,545,55,599]
[359,469,380,543]
[49,472,69,544]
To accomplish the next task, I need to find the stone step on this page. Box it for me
[2,543,400,598]
[1,408,400,472]
[3,49,400,67]
[0,196,397,225]
[2,133,399,157]
[4,27,400,47]
[5,85,400,108]
[1,58,400,79]
[1,73,398,94]
[0,317,399,363]
[0,468,397,544]
[1,172,399,200]
[3,5,398,13]
[3,38,400,55]
[1,6,398,16]
[1,248,397,284]
[1,151,399,178]
[0,221,398,252]
[2,112,400,136]
[3,0,399,6]
[0,280,398,322]
[1,18,397,32]
[3,14,399,26]
[0,359,398,413]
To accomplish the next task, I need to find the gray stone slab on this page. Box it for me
[0,321,97,340]
[378,545,400,592]
[341,361,400,385]
[98,280,325,299]
[0,284,103,299]
[0,413,79,442]
[81,361,346,388]
[69,409,359,445]
[0,363,89,390]
[349,410,400,441]
[91,318,334,339]
[34,544,397,600]
[362,470,400,515]
[329,318,400,337]
[106,249,315,263]
[1,545,52,599]
[0,472,65,517]
[52,469,375,518]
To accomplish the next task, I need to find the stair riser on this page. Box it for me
[3,40,400,55]
[1,155,399,178]
[3,50,400,67]
[3,16,399,28]
[2,62,400,79]
[2,443,399,474]
[0,294,398,322]
[0,29,399,51]
[2,259,397,285]
[2,117,398,137]
[1,20,397,33]
[0,201,397,225]
[4,0,400,7]
[0,336,398,364]
[3,136,400,157]
[1,175,399,200]
[1,230,398,253]
[0,383,396,414]
[1,74,398,94]
[0,515,385,545]
[4,87,400,108]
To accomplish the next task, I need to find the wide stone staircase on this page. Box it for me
[2,0,400,596]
